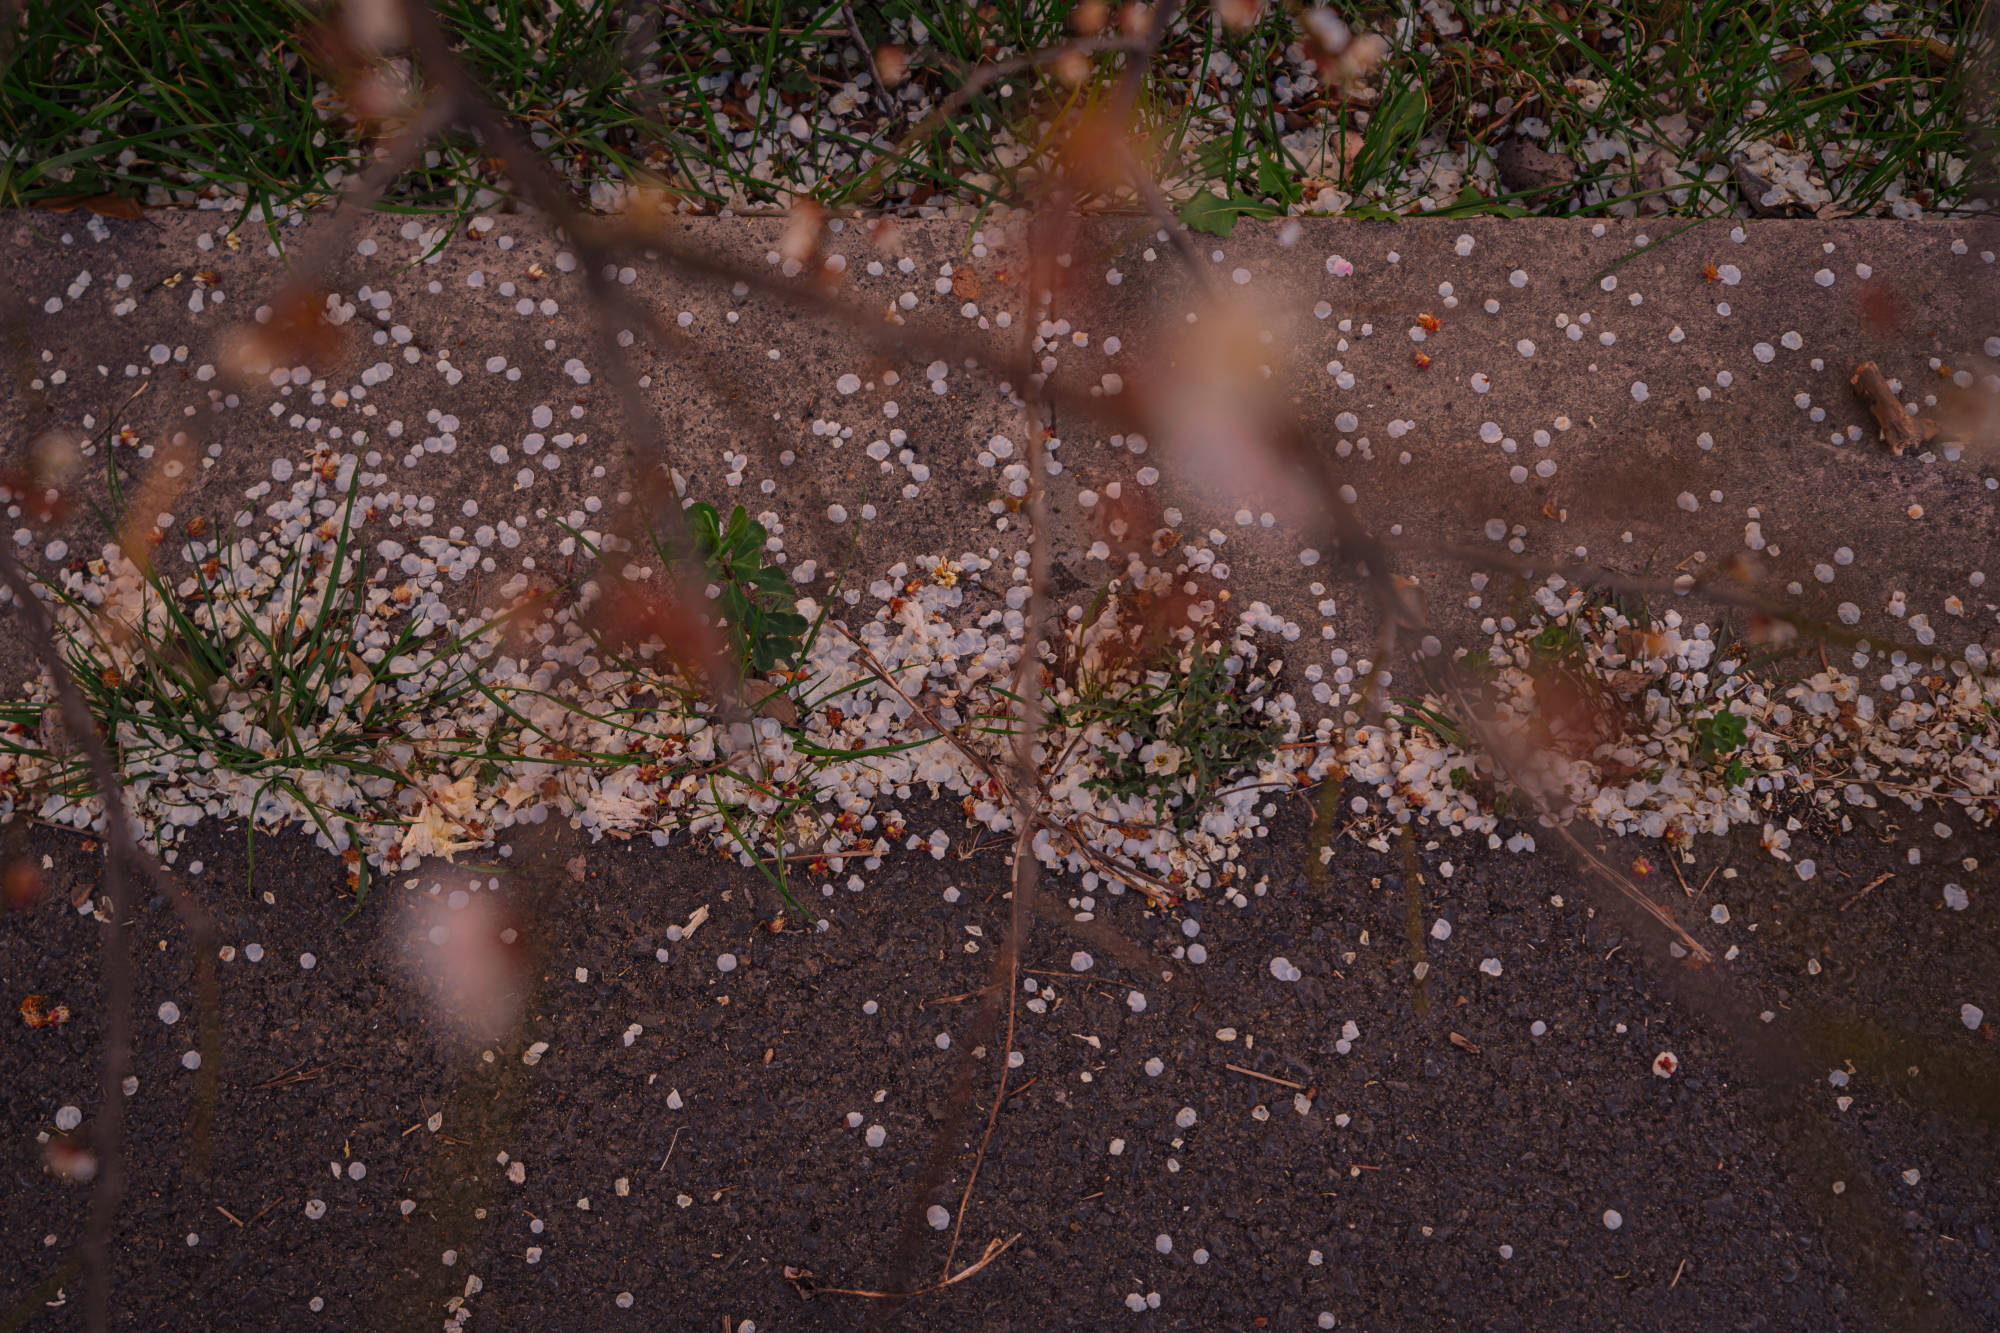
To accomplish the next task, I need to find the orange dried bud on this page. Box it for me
[874,45,908,88]
[1416,312,1441,332]
[1412,350,1431,370]
[1217,0,1265,32]
[779,196,826,267]
[20,994,69,1027]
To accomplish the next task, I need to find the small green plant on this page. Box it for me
[686,502,810,677]
[1527,618,1585,662]
[1051,639,1285,835]
[1694,707,1752,788]
[1389,696,1469,749]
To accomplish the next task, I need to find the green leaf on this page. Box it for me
[1254,154,1299,206]
[1178,189,1255,237]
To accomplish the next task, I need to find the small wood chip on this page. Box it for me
[1840,871,1894,912]
[1733,158,1792,217]
[1850,362,1932,457]
[1496,139,1577,194]
[1448,1031,1482,1055]
[746,679,798,725]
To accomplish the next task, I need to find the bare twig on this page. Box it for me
[820,1233,1022,1298]
[1434,674,1712,963]
[840,4,894,116]
[1850,360,1929,456]
[934,199,1070,1285]
[1225,1063,1308,1091]
[1840,871,1895,912]
[839,35,1146,209]
[832,627,1177,905]
[396,0,753,727]
[0,546,222,1331]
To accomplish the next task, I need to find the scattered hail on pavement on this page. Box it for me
[7,208,1998,1321]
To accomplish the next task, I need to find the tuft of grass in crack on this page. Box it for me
[532,500,896,914]
[0,461,516,905]
[1048,636,1286,836]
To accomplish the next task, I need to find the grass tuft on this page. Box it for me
[2,1,1986,231]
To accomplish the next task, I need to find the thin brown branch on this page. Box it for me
[820,1232,1022,1298]
[1226,1063,1308,1091]
[1435,674,1711,963]
[839,35,1147,209]
[1840,871,1895,912]
[0,546,225,1329]
[396,0,754,735]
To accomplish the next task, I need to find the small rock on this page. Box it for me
[1497,139,1578,194]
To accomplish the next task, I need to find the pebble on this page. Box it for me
[1602,1209,1623,1231]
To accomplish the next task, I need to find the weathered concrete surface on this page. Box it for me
[3,209,1998,700]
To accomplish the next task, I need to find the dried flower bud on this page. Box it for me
[874,45,908,88]
[341,0,406,54]
[779,196,825,267]
[1217,0,1265,33]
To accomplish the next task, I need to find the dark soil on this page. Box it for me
[2,804,1996,1332]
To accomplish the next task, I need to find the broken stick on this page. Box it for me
[1850,361,1935,456]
